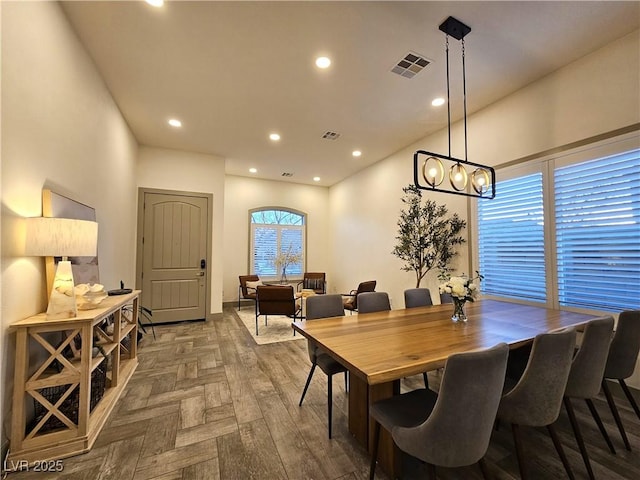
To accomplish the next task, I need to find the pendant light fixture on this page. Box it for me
[413,16,496,199]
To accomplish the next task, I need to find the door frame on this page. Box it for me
[135,187,213,321]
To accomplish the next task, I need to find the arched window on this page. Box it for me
[249,208,306,280]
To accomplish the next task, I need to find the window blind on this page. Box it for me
[250,209,306,277]
[555,149,640,310]
[477,173,547,302]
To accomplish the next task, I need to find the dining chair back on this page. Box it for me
[306,294,345,321]
[404,288,433,308]
[369,343,509,480]
[357,292,391,314]
[404,287,434,388]
[562,316,615,479]
[254,285,300,336]
[497,327,577,480]
[343,280,376,312]
[601,309,640,451]
[299,294,348,439]
[439,292,453,304]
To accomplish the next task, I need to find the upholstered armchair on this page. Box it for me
[254,285,301,336]
[296,272,327,294]
[238,275,261,310]
[343,280,376,313]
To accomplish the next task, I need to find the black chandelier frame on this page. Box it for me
[413,16,496,200]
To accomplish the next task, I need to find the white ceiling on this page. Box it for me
[60,1,640,187]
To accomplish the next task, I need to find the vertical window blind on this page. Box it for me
[555,149,640,310]
[477,173,547,302]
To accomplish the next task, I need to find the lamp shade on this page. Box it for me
[25,217,98,257]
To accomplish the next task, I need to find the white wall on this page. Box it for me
[328,134,470,309]
[467,30,639,168]
[223,175,330,303]
[1,2,139,450]
[329,30,640,385]
[136,146,226,314]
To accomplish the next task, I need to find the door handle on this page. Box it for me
[196,272,205,276]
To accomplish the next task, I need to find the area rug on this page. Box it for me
[233,307,304,345]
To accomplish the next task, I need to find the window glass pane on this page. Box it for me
[252,226,277,276]
[251,210,303,225]
[250,209,306,277]
[280,228,303,275]
[477,173,547,302]
[555,149,640,311]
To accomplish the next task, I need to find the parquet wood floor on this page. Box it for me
[6,307,640,479]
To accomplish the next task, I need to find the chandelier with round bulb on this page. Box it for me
[413,16,496,200]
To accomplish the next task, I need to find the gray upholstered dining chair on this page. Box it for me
[298,294,348,439]
[601,309,640,451]
[497,328,577,480]
[368,342,509,480]
[403,287,433,388]
[563,316,615,480]
[404,288,433,308]
[439,292,453,304]
[357,291,391,314]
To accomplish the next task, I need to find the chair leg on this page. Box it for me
[369,421,381,480]
[619,379,640,420]
[255,302,259,335]
[344,370,348,392]
[425,463,437,480]
[478,458,490,480]
[564,397,595,480]
[585,398,615,454]
[422,372,429,389]
[511,423,529,480]
[299,364,316,406]
[547,423,575,480]
[328,374,333,439]
[602,379,631,451]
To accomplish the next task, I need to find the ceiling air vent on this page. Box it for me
[391,52,431,79]
[322,131,340,140]
[281,172,294,177]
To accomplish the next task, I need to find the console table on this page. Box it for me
[8,291,140,464]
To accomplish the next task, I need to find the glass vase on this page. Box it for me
[451,297,467,322]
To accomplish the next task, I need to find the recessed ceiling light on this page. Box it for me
[249,168,257,173]
[352,150,362,157]
[269,133,281,141]
[145,0,164,7]
[432,97,446,107]
[313,177,321,182]
[315,56,331,69]
[168,119,182,127]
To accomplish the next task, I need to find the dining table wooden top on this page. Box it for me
[292,299,601,386]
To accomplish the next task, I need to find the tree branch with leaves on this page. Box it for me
[392,185,467,287]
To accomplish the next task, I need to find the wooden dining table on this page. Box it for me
[291,298,601,477]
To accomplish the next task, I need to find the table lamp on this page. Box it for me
[25,217,98,319]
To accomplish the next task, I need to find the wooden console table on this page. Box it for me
[8,291,140,464]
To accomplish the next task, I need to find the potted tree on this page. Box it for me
[392,185,466,287]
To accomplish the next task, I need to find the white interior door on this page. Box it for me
[140,192,208,323]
